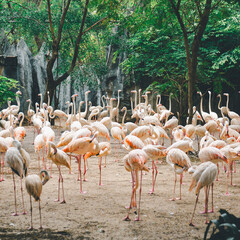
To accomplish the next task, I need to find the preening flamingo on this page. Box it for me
[166,148,191,200]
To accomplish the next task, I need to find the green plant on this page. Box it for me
[0,76,20,107]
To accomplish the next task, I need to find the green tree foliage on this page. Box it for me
[0,75,20,107]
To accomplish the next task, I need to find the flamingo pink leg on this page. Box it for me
[11,172,18,216]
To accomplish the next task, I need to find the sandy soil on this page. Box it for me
[0,125,240,240]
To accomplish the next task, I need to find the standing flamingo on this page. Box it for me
[25,170,50,229]
[111,126,125,161]
[166,148,191,201]
[142,145,167,194]
[84,141,111,185]
[63,132,100,193]
[0,137,8,181]
[189,161,218,226]
[5,140,29,215]
[123,149,149,221]
[47,141,70,203]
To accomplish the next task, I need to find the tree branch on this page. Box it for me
[56,0,71,49]
[47,0,56,42]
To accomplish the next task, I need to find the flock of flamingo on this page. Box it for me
[0,89,240,229]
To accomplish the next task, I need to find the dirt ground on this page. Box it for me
[0,125,240,240]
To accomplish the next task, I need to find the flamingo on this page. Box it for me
[81,91,91,119]
[111,126,125,161]
[34,134,46,170]
[123,149,149,221]
[166,148,191,200]
[26,99,35,124]
[0,137,8,181]
[208,91,218,120]
[122,135,144,151]
[25,170,50,229]
[112,89,122,122]
[197,92,212,122]
[63,131,100,193]
[224,93,240,119]
[217,94,228,118]
[14,112,26,142]
[189,161,218,226]
[84,141,111,185]
[199,146,228,181]
[47,141,70,203]
[142,145,167,194]
[5,140,29,215]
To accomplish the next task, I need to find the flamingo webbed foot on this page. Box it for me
[123,216,131,221]
[189,222,195,227]
[60,200,66,204]
[11,212,19,216]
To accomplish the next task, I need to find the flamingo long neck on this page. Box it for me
[134,93,137,109]
[218,95,221,110]
[35,103,39,115]
[200,93,204,115]
[16,94,20,109]
[122,108,127,125]
[138,89,142,105]
[48,106,54,118]
[66,103,70,115]
[169,94,172,112]
[156,95,159,110]
[73,97,76,117]
[85,93,89,115]
[47,92,50,106]
[208,92,212,113]
[19,113,24,127]
[130,97,134,114]
[110,99,114,120]
[116,91,121,109]
[27,100,31,113]
[101,96,105,108]
[226,94,229,109]
[158,94,161,105]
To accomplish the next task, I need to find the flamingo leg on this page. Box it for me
[0,153,2,182]
[170,173,177,201]
[205,186,210,224]
[233,160,236,173]
[20,178,27,214]
[189,193,200,226]
[11,172,18,216]
[83,157,87,181]
[78,155,86,194]
[216,163,219,181]
[99,157,103,186]
[123,170,136,221]
[69,154,72,174]
[28,196,33,230]
[209,183,214,213]
[55,166,60,202]
[59,167,66,203]
[176,173,182,200]
[39,200,42,229]
[135,170,143,221]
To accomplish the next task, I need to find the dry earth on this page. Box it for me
[0,125,240,240]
